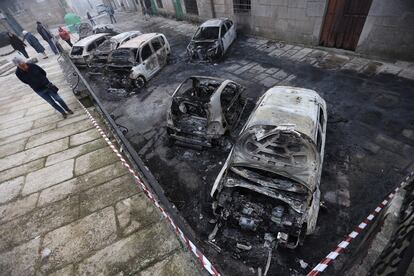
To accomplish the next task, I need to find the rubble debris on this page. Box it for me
[236,242,252,251]
[299,259,308,269]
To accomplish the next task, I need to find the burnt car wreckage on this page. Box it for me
[187,18,236,62]
[88,31,142,72]
[166,76,247,148]
[105,33,171,90]
[209,87,327,255]
[70,19,330,273]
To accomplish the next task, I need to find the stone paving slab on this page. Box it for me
[0,47,202,275]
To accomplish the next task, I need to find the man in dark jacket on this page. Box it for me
[36,21,59,55]
[8,32,29,58]
[13,57,73,118]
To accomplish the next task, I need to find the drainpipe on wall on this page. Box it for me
[210,0,215,18]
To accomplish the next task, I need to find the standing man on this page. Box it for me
[36,21,59,55]
[107,6,116,24]
[87,12,96,26]
[13,57,73,118]
[22,30,48,59]
[8,32,29,58]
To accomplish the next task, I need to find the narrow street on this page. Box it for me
[66,12,414,275]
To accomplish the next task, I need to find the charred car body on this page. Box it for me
[70,33,111,67]
[187,18,236,62]
[166,76,246,148]
[78,23,121,40]
[106,33,171,89]
[88,31,142,71]
[210,86,327,248]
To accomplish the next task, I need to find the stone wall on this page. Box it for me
[211,0,327,45]
[356,0,414,61]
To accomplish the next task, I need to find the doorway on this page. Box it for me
[319,0,373,50]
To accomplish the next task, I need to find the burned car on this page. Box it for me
[93,24,121,35]
[187,18,236,61]
[70,33,111,67]
[166,76,246,148]
[88,31,142,70]
[106,33,171,89]
[210,86,327,249]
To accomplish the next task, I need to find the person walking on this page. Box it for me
[107,6,116,24]
[13,56,73,118]
[8,32,29,58]
[57,27,73,47]
[86,12,96,26]
[36,21,59,55]
[22,30,48,59]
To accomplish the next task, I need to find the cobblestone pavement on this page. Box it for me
[0,46,202,275]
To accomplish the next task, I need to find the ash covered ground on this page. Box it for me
[62,14,414,276]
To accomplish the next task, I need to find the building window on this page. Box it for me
[233,0,251,14]
[156,0,163,8]
[183,0,199,15]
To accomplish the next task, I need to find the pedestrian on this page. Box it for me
[7,32,29,58]
[86,12,96,26]
[107,6,116,24]
[22,30,48,59]
[36,21,59,55]
[13,56,73,118]
[57,27,73,47]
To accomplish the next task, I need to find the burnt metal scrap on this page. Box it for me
[210,86,327,250]
[166,76,246,148]
[187,18,237,62]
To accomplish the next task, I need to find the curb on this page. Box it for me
[307,171,414,276]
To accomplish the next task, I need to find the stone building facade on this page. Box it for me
[152,0,414,61]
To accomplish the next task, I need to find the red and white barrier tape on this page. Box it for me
[80,106,221,276]
[307,172,414,276]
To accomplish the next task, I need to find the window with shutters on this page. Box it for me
[183,0,199,15]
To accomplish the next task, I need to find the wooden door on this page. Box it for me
[320,0,373,50]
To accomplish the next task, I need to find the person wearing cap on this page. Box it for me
[36,21,59,55]
[22,30,48,59]
[13,57,73,118]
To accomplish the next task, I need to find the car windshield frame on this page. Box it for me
[109,48,135,63]
[71,46,83,56]
[229,165,309,194]
[193,26,220,41]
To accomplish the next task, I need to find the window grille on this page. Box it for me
[184,0,199,15]
[233,0,251,14]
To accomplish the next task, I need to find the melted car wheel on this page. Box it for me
[134,76,146,89]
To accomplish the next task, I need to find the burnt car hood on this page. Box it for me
[231,126,320,192]
[191,40,216,48]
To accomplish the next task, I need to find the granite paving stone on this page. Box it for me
[74,147,118,176]
[41,207,117,272]
[0,193,38,224]
[0,138,68,172]
[23,159,74,195]
[80,174,138,215]
[0,238,40,276]
[76,222,180,276]
[0,177,24,204]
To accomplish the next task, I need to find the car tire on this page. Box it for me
[134,76,146,89]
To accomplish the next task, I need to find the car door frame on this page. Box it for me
[220,23,231,52]
[225,19,236,45]
[150,35,168,68]
[138,41,159,79]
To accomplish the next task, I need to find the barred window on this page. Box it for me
[233,0,251,14]
[156,0,163,8]
[184,0,199,15]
